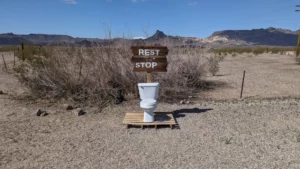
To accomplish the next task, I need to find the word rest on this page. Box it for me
[139,49,160,56]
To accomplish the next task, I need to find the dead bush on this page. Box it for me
[206,55,220,76]
[16,45,219,107]
[154,47,218,101]
[296,57,300,64]
[17,44,143,107]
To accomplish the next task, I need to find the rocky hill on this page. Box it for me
[0,33,75,45]
[0,27,298,47]
[208,27,298,47]
[147,30,168,40]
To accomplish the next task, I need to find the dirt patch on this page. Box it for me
[2,99,300,168]
[0,52,27,96]
[2,52,300,168]
[204,53,300,100]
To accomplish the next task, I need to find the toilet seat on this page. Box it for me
[140,99,157,109]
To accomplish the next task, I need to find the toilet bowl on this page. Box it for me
[138,83,160,122]
[140,99,157,122]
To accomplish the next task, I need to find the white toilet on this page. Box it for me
[138,83,160,122]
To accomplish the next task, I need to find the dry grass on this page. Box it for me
[15,45,219,107]
[203,53,300,100]
[3,49,300,168]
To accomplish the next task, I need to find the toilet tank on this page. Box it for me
[138,83,160,100]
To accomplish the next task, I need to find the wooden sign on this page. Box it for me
[131,46,168,72]
[131,46,168,56]
[133,62,167,72]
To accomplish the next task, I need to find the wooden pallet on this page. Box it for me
[123,112,177,129]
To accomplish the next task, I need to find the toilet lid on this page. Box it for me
[141,100,157,107]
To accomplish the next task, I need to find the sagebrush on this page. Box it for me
[16,44,219,107]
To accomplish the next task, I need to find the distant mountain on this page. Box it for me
[208,27,298,47]
[0,33,32,45]
[147,30,168,40]
[0,27,298,48]
[24,34,75,44]
[0,33,75,45]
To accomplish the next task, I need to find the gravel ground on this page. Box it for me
[2,52,300,168]
[204,53,300,100]
[2,99,300,168]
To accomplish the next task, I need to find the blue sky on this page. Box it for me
[0,0,300,38]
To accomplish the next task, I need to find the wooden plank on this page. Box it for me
[132,55,167,59]
[123,112,177,129]
[133,62,167,72]
[131,46,168,56]
[124,121,176,124]
[134,68,167,72]
[131,58,167,62]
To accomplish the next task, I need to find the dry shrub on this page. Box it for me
[153,47,218,101]
[296,57,300,64]
[207,55,220,76]
[212,47,296,56]
[18,44,143,107]
[17,44,219,107]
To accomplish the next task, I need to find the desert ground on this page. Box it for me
[2,52,300,168]
[204,53,300,100]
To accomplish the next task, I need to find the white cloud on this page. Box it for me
[188,1,198,6]
[132,36,146,39]
[63,0,77,4]
[131,0,146,3]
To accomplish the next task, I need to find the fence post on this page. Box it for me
[2,54,8,71]
[79,58,83,80]
[240,70,246,99]
[13,51,15,67]
[21,42,25,60]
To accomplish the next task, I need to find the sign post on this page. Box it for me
[131,46,168,83]
[123,46,176,129]
[147,72,152,83]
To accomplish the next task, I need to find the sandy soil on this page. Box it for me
[2,52,300,168]
[204,53,300,100]
[0,52,25,96]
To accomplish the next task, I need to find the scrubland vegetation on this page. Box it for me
[2,43,299,108]
[212,47,297,56]
[6,43,220,108]
[3,44,300,169]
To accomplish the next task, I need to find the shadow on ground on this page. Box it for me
[173,108,213,118]
[200,80,230,90]
[213,74,231,77]
[160,80,230,104]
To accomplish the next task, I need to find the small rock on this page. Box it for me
[0,90,4,95]
[72,108,86,116]
[36,109,48,117]
[6,112,16,117]
[62,104,75,110]
[40,112,48,117]
[66,105,74,110]
[186,100,190,104]
[180,100,185,104]
[115,89,124,104]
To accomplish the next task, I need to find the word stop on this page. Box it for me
[135,62,158,68]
